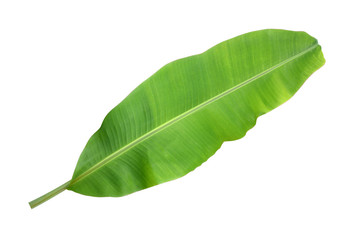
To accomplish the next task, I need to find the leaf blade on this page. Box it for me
[67,29,325,197]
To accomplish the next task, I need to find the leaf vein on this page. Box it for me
[70,43,318,186]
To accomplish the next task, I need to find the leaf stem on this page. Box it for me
[29,180,71,209]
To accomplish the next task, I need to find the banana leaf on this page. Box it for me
[29,29,325,208]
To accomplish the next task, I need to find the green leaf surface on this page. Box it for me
[29,29,325,208]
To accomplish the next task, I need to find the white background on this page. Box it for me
[0,0,359,239]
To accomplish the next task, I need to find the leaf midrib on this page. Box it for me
[70,43,319,186]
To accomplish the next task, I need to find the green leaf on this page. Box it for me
[29,29,325,208]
